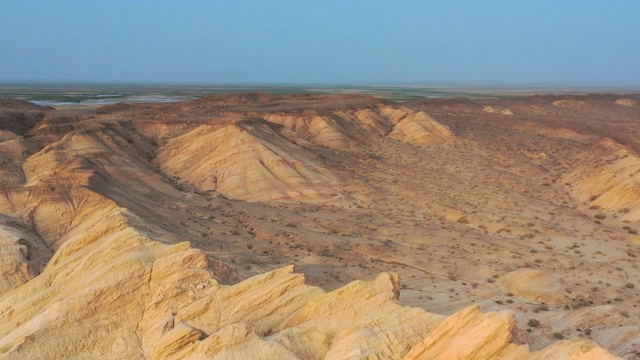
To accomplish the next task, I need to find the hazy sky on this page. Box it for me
[1,1,639,86]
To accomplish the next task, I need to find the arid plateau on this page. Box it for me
[1,92,639,359]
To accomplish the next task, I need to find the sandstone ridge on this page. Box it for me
[0,232,618,359]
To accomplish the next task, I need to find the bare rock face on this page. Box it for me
[552,99,585,108]
[483,106,498,113]
[529,306,640,357]
[403,305,618,360]
[388,111,454,146]
[481,106,514,116]
[0,236,618,359]
[0,226,51,295]
[141,266,445,360]
[153,99,453,202]
[614,98,637,107]
[403,305,529,359]
[155,123,340,202]
[496,269,568,305]
[528,339,621,360]
[561,138,640,221]
[261,113,355,150]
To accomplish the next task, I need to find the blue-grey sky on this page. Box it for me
[1,1,639,86]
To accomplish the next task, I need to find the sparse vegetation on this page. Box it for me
[4,84,639,358]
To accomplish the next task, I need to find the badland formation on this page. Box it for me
[1,92,639,358]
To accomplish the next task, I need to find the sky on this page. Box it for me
[1,1,639,87]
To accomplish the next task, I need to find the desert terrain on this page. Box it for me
[0,92,639,359]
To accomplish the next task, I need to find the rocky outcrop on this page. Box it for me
[404,305,528,359]
[261,113,355,150]
[552,99,585,108]
[496,269,568,305]
[155,122,340,202]
[404,305,618,360]
[614,98,637,107]
[388,112,454,145]
[0,225,51,295]
[0,238,618,359]
[561,138,640,221]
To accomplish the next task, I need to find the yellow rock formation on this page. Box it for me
[388,112,454,145]
[614,98,637,107]
[155,123,340,202]
[561,138,640,220]
[483,106,497,113]
[552,99,585,108]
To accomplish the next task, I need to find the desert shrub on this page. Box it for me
[457,216,469,224]
[527,318,540,327]
[571,299,590,309]
[533,304,549,312]
[553,332,564,339]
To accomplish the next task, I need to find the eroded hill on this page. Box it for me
[0,94,638,358]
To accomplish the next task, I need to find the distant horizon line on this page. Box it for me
[0,80,639,91]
